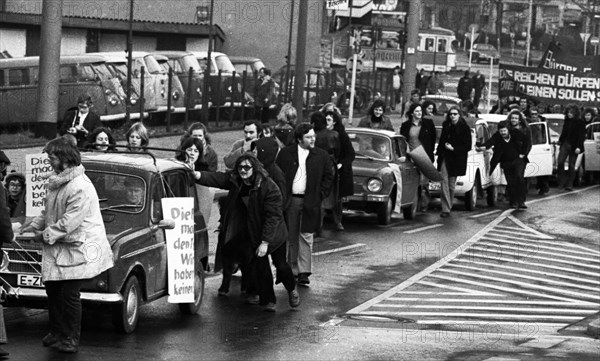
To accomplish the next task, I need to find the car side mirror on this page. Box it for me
[151,219,176,232]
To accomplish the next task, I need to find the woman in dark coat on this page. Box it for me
[436,106,472,217]
[193,153,297,311]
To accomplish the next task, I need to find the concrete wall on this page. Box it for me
[60,28,86,55]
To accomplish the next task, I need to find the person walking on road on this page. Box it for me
[426,71,445,95]
[436,107,472,218]
[276,123,334,287]
[192,153,297,311]
[255,68,276,124]
[21,137,114,353]
[457,70,473,102]
[557,104,586,192]
[478,121,531,209]
[358,99,394,131]
[472,70,486,110]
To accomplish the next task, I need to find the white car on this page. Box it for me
[428,117,500,210]
[584,122,600,176]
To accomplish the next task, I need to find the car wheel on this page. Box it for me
[179,268,205,315]
[465,176,480,211]
[377,196,393,225]
[486,185,497,207]
[113,275,141,334]
[402,188,419,220]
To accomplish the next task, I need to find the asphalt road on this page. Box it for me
[3,139,599,360]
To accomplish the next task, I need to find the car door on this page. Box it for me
[584,122,600,172]
[394,136,419,206]
[526,122,553,177]
[476,122,492,187]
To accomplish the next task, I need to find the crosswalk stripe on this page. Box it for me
[435,269,599,302]
[385,298,598,306]
[427,274,597,305]
[452,258,600,285]
[411,320,568,327]
[470,209,501,218]
[488,230,541,239]
[445,263,600,292]
[476,237,598,258]
[403,224,444,234]
[371,304,599,314]
[468,244,600,270]
[506,215,555,239]
[460,252,600,278]
[358,310,586,321]
[477,239,600,264]
[416,280,502,296]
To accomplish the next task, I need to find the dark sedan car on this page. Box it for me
[344,128,422,225]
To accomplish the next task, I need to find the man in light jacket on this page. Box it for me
[22,137,113,353]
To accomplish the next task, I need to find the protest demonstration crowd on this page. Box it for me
[0,80,598,357]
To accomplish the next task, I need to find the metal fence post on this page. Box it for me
[139,66,145,118]
[215,70,222,127]
[184,67,194,130]
[166,67,173,132]
[241,71,247,122]
[229,71,236,127]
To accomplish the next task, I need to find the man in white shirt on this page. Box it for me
[276,123,334,286]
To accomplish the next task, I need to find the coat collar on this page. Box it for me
[48,165,85,190]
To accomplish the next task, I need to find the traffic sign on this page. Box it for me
[590,37,600,45]
[580,33,591,43]
[346,57,364,73]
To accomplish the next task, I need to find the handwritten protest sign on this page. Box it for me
[25,153,52,217]
[162,198,195,303]
[499,63,600,106]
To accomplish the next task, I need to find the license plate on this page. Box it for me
[17,274,43,287]
[429,182,441,191]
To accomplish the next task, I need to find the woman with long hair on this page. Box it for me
[125,122,149,153]
[86,127,116,152]
[358,99,394,131]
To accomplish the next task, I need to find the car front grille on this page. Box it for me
[4,249,42,274]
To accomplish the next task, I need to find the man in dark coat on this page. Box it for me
[457,70,473,102]
[436,107,472,217]
[58,94,102,148]
[557,105,586,191]
[478,121,531,208]
[254,68,276,124]
[276,123,334,286]
[194,153,297,311]
[471,70,486,111]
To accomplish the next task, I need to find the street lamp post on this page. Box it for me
[126,0,134,124]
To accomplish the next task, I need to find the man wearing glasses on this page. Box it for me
[58,94,102,148]
[276,123,334,286]
[436,107,472,218]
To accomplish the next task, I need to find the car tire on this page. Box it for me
[465,176,480,211]
[179,268,205,315]
[486,185,497,207]
[113,275,141,334]
[377,196,393,225]
[402,188,419,220]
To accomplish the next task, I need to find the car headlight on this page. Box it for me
[367,178,383,193]
[108,94,119,106]
[196,87,202,95]
[130,97,137,105]
[1,250,8,271]
[173,91,180,100]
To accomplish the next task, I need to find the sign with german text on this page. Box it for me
[25,153,52,217]
[326,0,349,11]
[162,197,195,303]
[499,63,600,106]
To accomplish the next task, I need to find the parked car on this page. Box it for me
[229,56,268,102]
[152,51,205,111]
[584,122,600,179]
[344,128,422,225]
[1,152,208,333]
[471,43,500,64]
[0,55,128,126]
[428,117,499,210]
[191,51,246,107]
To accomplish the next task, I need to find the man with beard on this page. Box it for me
[276,123,334,286]
[478,121,531,209]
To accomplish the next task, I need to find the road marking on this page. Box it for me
[403,224,443,234]
[386,298,598,306]
[505,215,556,239]
[313,243,366,256]
[476,239,600,264]
[445,263,600,292]
[371,304,599,314]
[470,209,502,218]
[417,280,502,296]
[477,237,597,258]
[526,184,600,206]
[357,310,586,321]
[452,258,600,285]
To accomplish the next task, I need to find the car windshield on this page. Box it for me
[215,55,235,73]
[476,44,495,50]
[87,172,146,213]
[347,132,392,160]
[142,55,164,74]
[180,55,202,72]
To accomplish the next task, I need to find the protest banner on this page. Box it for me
[499,63,600,107]
[25,153,52,217]
[538,41,600,73]
[162,197,195,303]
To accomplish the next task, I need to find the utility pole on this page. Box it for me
[284,0,295,104]
[202,0,215,125]
[125,0,134,125]
[293,0,308,124]
[36,0,63,139]
[525,0,533,66]
[401,0,420,107]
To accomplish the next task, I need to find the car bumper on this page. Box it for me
[100,113,127,122]
[345,193,390,203]
[7,287,123,304]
